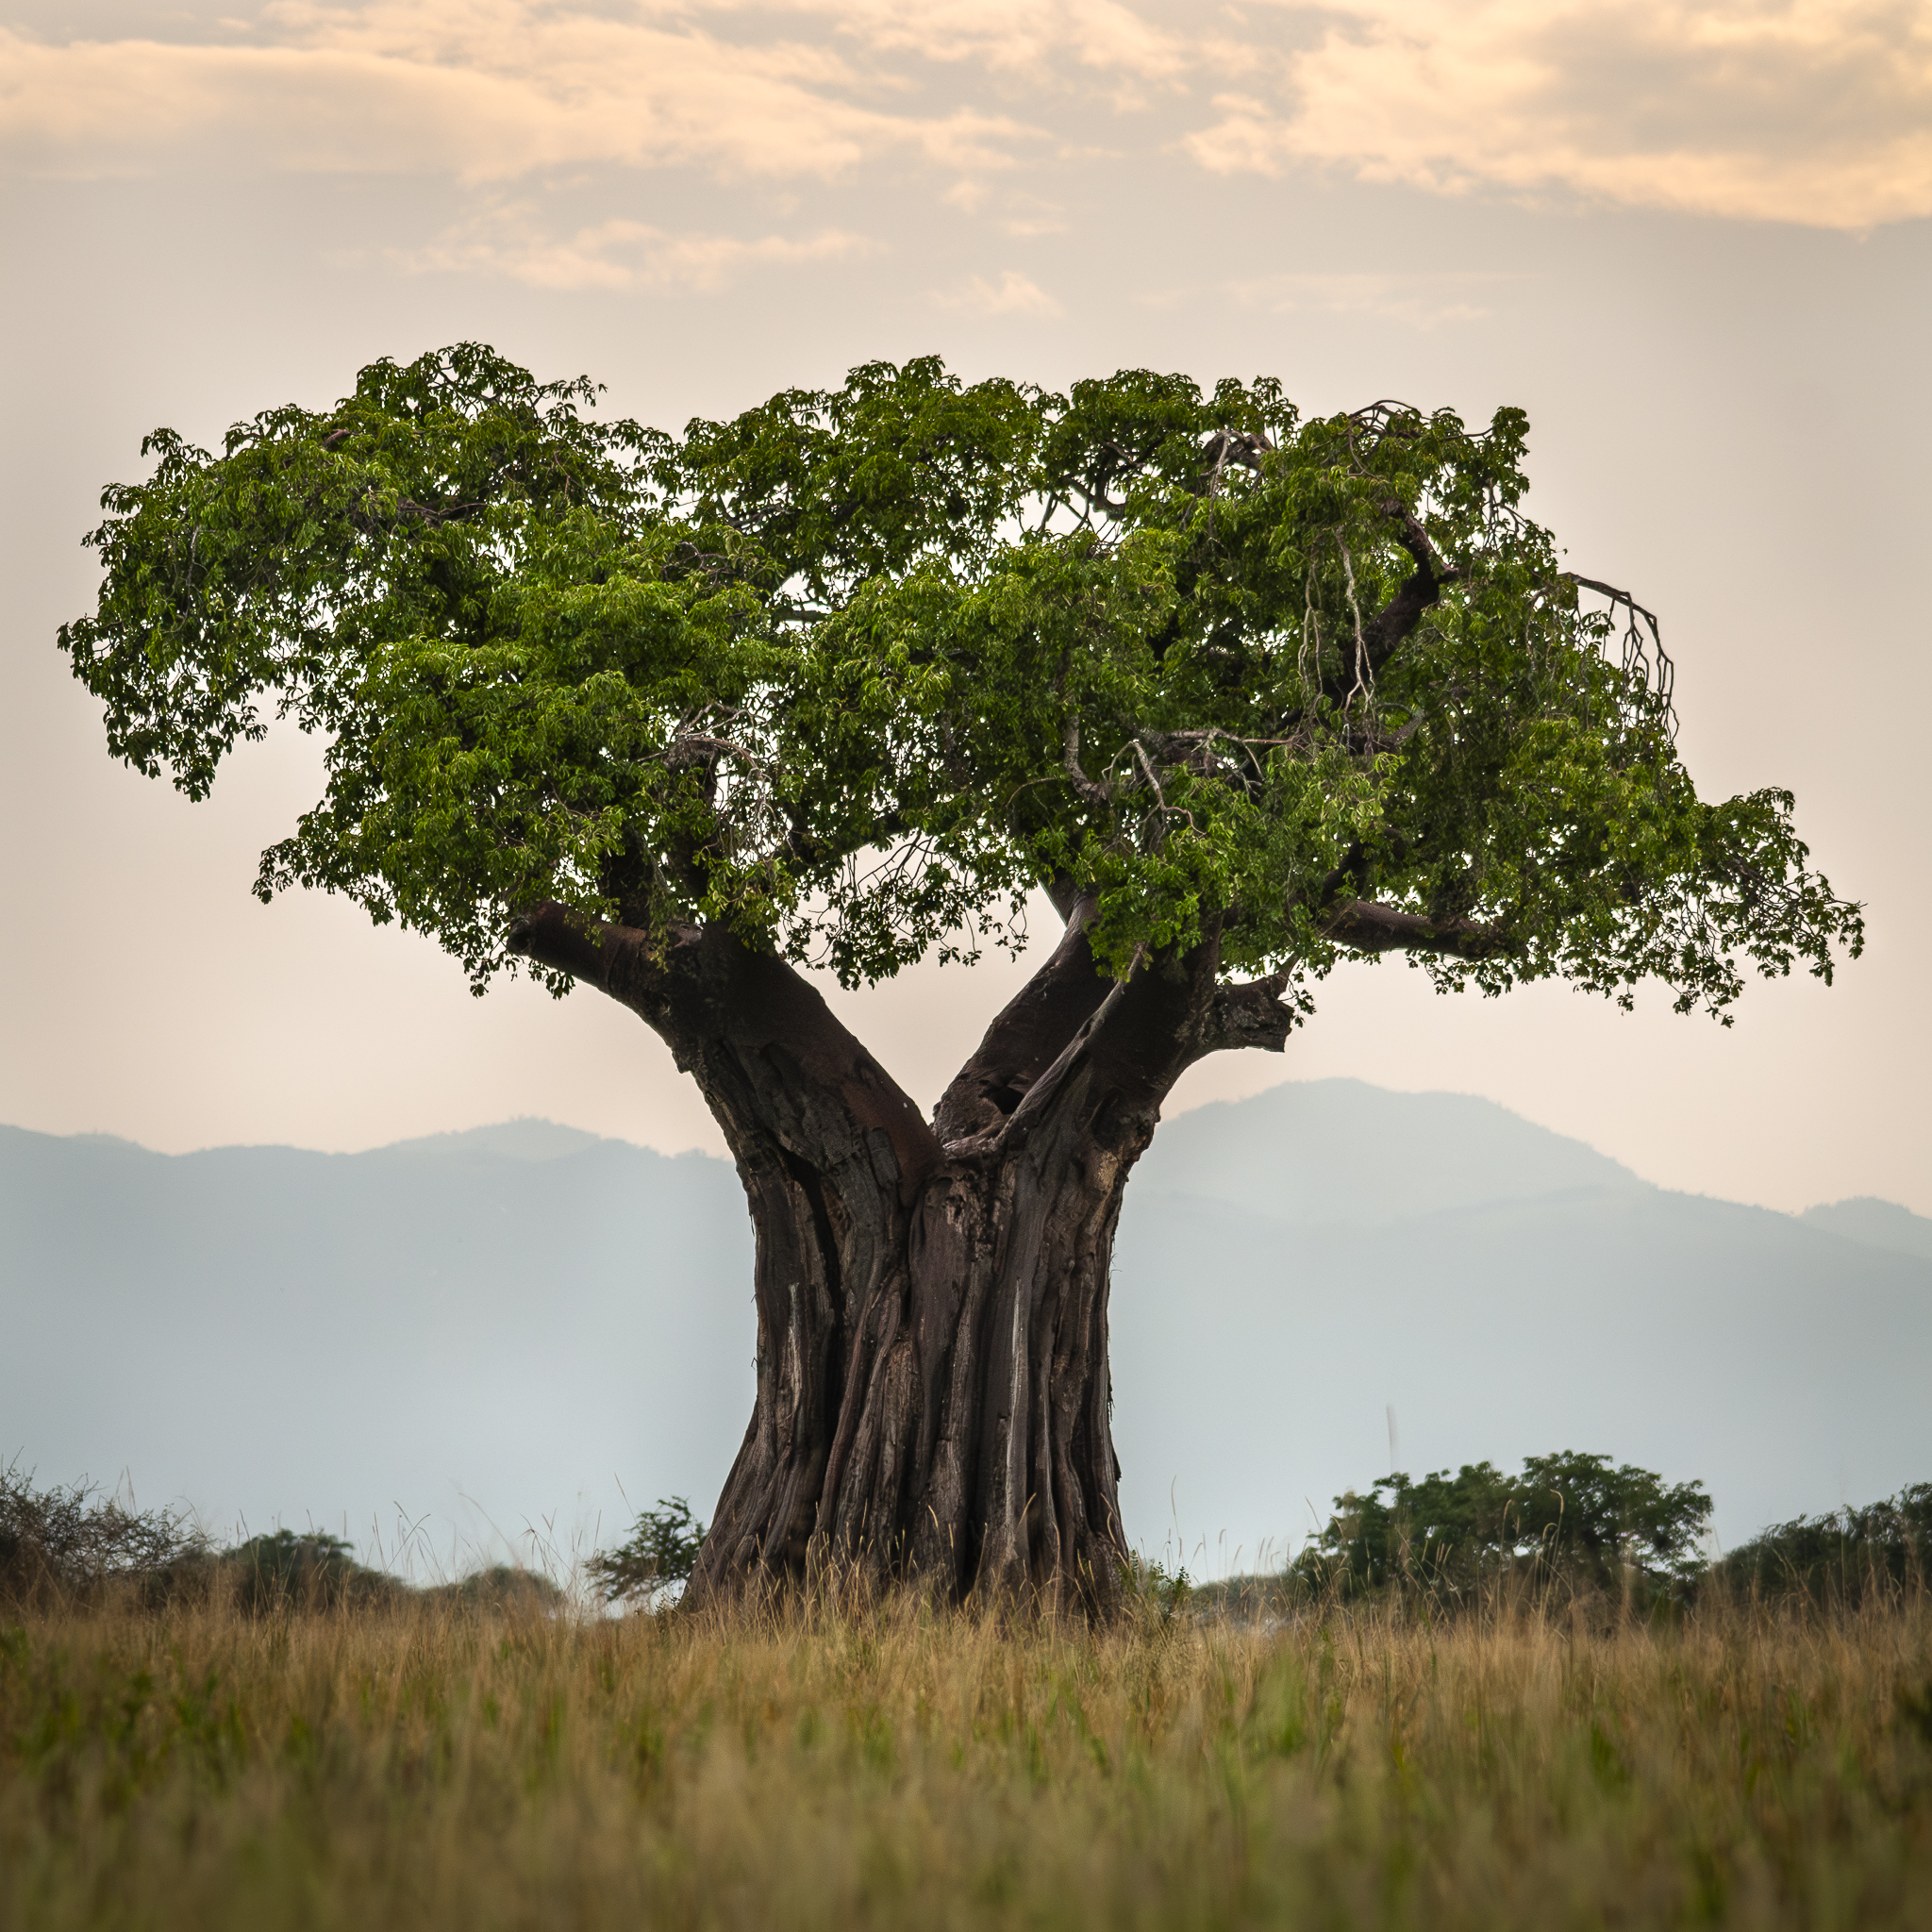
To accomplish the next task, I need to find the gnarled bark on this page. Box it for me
[509,885,1475,1613]
[508,899,1226,1615]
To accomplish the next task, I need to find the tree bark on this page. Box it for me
[508,899,1229,1616]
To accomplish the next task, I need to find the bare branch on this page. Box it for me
[1565,573,1677,740]
[1062,717,1112,808]
[1195,427,1272,498]
[1336,505,1461,700]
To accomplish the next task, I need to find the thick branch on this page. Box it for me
[934,891,1110,1145]
[1062,718,1112,808]
[506,899,637,986]
[512,899,945,1588]
[1186,892,1510,1068]
[1331,515,1453,706]
[1324,897,1508,960]
[1192,975,1295,1059]
[996,928,1223,1178]
[508,901,941,1193]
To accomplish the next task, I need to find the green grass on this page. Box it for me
[3,1580,1929,1930]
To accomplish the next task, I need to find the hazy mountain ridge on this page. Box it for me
[1131,1081,1648,1229]
[1109,1090,1930,1563]
[1,1121,758,1566]
[1799,1196,1932,1264]
[379,1120,628,1163]
[4,1082,1927,1566]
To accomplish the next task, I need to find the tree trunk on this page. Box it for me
[508,898,1238,1616]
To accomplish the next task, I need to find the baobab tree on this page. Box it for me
[61,347,1860,1612]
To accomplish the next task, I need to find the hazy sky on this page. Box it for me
[3,1,1928,1213]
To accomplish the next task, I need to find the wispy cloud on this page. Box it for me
[936,268,1063,316]
[1242,270,1500,329]
[1137,266,1507,328]
[748,0,1192,79]
[395,204,881,289]
[4,1,1928,227]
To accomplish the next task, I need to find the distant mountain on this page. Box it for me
[0,1122,754,1571]
[1112,1084,1931,1567]
[382,1119,617,1163]
[4,1081,1927,1571]
[1128,1079,1644,1224]
[1800,1197,1932,1265]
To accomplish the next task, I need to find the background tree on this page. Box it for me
[0,1462,207,1609]
[60,346,1860,1613]
[1717,1483,1931,1607]
[1295,1453,1715,1605]
[586,1497,708,1607]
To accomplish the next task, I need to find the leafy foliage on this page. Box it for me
[431,1564,566,1614]
[225,1529,399,1611]
[1717,1484,1931,1606]
[63,346,1858,1015]
[0,1468,571,1614]
[586,1497,708,1605]
[1126,1554,1196,1626]
[1294,1452,1714,1605]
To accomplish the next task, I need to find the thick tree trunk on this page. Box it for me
[703,1127,1134,1612]
[508,899,1235,1616]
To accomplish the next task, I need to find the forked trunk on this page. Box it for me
[508,896,1254,1616]
[693,1091,1142,1613]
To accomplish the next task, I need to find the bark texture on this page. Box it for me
[508,898,1227,1615]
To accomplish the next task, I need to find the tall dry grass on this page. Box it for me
[3,1581,1928,1930]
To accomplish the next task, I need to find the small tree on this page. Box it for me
[1718,1484,1930,1606]
[1297,1453,1713,1605]
[60,347,1859,1613]
[586,1497,708,1606]
[0,1461,207,1607]
[225,1528,395,1611]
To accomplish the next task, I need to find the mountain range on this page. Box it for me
[5,1080,1927,1574]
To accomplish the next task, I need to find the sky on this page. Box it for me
[3,0,1929,1215]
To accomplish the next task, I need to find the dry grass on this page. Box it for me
[3,1582,1929,1931]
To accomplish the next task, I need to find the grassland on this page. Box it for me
[3,1583,1929,1932]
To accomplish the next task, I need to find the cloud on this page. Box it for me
[395,204,881,289]
[757,0,1191,80]
[940,179,1067,231]
[1241,271,1499,329]
[1137,265,1504,327]
[1187,0,1932,229]
[0,4,1030,183]
[5,1,1929,228]
[935,268,1064,316]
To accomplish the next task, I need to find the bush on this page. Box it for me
[0,1461,208,1607]
[225,1529,404,1611]
[586,1498,706,1605]
[1291,1452,1713,1609]
[425,1565,565,1614]
[1716,1483,1930,1606]
[1,1466,562,1615]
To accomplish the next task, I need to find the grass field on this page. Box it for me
[4,1583,1929,1931]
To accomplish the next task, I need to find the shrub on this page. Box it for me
[1291,1452,1713,1609]
[586,1498,706,1605]
[0,1460,208,1607]
[225,1529,404,1611]
[425,1565,565,1614]
[1716,1483,1930,1606]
